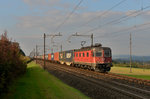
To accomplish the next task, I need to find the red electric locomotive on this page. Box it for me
[46,43,112,72]
[73,44,112,72]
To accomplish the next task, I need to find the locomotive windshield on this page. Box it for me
[104,50,111,57]
[96,51,102,57]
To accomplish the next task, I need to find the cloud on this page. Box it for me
[16,10,124,31]
[23,0,60,7]
[22,0,81,12]
[16,9,150,36]
[15,9,150,55]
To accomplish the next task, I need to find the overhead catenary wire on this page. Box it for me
[66,0,127,44]
[92,3,150,39]
[82,23,150,49]
[52,0,84,49]
[57,1,150,50]
[95,21,150,39]
[54,0,84,33]
[66,1,149,46]
[93,1,149,39]
[62,1,150,59]
[82,10,150,44]
[68,1,147,45]
[78,0,127,27]
[110,11,142,26]
[111,26,150,40]
[81,5,150,35]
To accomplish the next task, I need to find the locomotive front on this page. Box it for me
[93,47,112,72]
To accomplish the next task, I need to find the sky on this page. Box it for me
[0,0,150,56]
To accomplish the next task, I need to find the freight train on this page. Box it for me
[38,43,112,72]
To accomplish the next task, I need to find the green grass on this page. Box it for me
[110,66,150,80]
[121,74,150,80]
[2,62,89,99]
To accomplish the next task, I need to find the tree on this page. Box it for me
[0,31,27,94]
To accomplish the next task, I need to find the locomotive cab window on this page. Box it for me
[79,53,81,57]
[76,53,78,57]
[83,53,85,57]
[104,50,111,57]
[87,52,89,57]
[96,51,102,57]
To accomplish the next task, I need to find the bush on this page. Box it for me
[0,31,27,94]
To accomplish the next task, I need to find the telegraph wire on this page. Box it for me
[94,21,150,39]
[54,0,84,33]
[93,25,150,45]
[105,5,149,26]
[111,24,150,39]
[66,0,127,43]
[81,5,150,34]
[110,11,142,25]
[48,0,83,52]
[93,2,147,38]
[78,0,127,27]
[57,1,150,49]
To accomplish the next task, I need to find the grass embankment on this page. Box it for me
[110,66,150,80]
[3,62,89,99]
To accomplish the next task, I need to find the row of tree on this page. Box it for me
[113,60,150,69]
[0,32,27,94]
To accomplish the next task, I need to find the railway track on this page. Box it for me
[37,60,150,99]
[37,59,150,86]
[105,72,150,86]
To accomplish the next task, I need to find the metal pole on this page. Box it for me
[46,33,62,53]
[91,33,93,47]
[33,48,35,58]
[44,33,46,70]
[36,45,37,64]
[143,56,145,72]
[130,33,132,73]
[51,48,53,53]
[61,45,62,52]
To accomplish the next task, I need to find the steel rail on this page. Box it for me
[45,62,149,99]
[37,60,150,99]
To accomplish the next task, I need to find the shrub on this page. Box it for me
[0,31,27,94]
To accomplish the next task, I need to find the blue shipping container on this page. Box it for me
[64,50,74,62]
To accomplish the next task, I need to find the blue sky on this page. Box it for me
[0,0,150,56]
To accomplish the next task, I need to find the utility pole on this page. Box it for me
[43,33,62,70]
[33,48,35,58]
[36,44,49,66]
[72,32,94,47]
[51,48,53,53]
[130,33,132,73]
[44,33,46,70]
[46,32,62,53]
[43,32,62,70]
[91,33,93,47]
[36,45,37,64]
[142,56,145,72]
[60,44,62,52]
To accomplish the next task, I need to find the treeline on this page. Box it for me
[0,32,27,94]
[113,60,150,69]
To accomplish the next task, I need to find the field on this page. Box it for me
[2,62,89,99]
[110,66,150,80]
